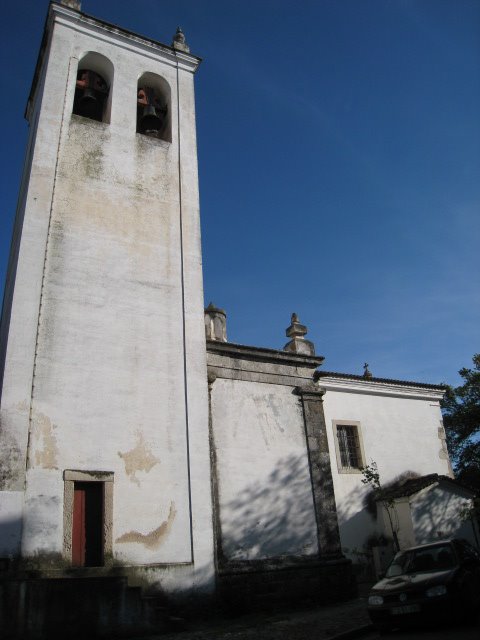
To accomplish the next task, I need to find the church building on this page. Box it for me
[0,2,465,636]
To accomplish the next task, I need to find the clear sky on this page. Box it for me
[0,0,478,386]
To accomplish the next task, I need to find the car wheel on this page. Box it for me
[463,604,478,625]
[376,623,391,635]
[460,584,479,625]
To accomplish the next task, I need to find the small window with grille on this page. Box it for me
[333,422,365,473]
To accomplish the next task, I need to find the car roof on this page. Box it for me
[397,539,461,552]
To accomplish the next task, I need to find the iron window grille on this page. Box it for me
[336,424,362,470]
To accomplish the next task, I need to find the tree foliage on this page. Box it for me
[361,461,400,551]
[441,354,480,490]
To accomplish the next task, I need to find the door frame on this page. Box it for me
[63,469,114,566]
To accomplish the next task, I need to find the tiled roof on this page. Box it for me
[378,474,475,500]
[315,370,446,391]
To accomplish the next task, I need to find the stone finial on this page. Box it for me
[60,0,81,10]
[363,362,373,379]
[172,27,190,53]
[205,302,227,342]
[283,313,315,356]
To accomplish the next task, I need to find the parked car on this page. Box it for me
[367,538,480,633]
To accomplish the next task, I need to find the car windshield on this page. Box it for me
[385,544,456,577]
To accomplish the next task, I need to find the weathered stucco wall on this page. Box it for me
[321,378,449,556]
[0,3,213,592]
[211,378,319,561]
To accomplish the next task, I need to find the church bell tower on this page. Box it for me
[0,0,213,588]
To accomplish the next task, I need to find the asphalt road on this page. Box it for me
[364,621,480,640]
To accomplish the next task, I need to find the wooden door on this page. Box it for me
[72,482,104,566]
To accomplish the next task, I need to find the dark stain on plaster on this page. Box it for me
[0,428,22,489]
[82,146,104,179]
[0,400,31,488]
[115,502,176,549]
[127,279,171,291]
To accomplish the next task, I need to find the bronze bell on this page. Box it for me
[77,86,98,118]
[137,87,167,137]
[74,70,108,121]
[140,104,164,135]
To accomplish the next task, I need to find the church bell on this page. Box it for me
[137,87,167,137]
[74,70,108,121]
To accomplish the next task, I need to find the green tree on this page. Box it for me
[441,354,480,490]
[361,461,400,551]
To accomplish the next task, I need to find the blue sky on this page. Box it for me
[0,0,479,386]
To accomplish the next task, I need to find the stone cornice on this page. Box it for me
[294,384,325,400]
[52,2,201,66]
[206,340,324,369]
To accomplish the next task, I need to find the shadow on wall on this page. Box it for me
[412,489,479,547]
[0,515,21,559]
[337,485,379,562]
[218,454,321,562]
[336,484,420,582]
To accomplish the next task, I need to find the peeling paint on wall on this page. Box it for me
[32,410,59,469]
[115,502,176,549]
[118,431,160,486]
[0,401,30,488]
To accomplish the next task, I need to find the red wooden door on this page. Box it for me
[72,482,104,567]
[72,485,86,566]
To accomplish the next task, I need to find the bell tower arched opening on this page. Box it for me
[136,72,171,142]
[73,52,114,123]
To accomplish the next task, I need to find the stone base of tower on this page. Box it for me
[0,558,355,638]
[217,556,355,613]
[0,569,218,639]
[0,575,169,639]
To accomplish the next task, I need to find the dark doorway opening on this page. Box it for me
[72,482,104,567]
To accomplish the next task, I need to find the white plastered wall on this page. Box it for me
[211,378,319,560]
[321,378,450,557]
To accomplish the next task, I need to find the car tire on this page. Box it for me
[462,605,478,626]
[458,584,479,626]
[376,623,391,635]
